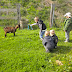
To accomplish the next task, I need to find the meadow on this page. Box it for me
[0,27,72,72]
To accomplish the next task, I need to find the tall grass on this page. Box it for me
[0,27,72,72]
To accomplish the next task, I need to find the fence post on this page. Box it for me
[17,4,21,24]
[50,3,55,28]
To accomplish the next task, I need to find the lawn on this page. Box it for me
[0,27,72,72]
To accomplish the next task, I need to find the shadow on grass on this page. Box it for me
[7,35,18,37]
[52,46,72,54]
[69,40,72,43]
[7,34,24,37]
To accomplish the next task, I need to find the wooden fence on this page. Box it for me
[0,4,21,24]
[50,3,55,28]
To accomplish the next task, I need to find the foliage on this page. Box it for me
[0,0,72,27]
[0,27,72,72]
[0,20,17,26]
[56,0,65,4]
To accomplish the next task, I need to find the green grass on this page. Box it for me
[0,27,72,72]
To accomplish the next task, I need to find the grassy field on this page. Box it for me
[0,27,72,72]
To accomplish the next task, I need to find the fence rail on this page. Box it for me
[0,9,17,12]
[0,16,18,20]
[0,4,20,24]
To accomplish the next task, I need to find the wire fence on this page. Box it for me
[0,2,20,27]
